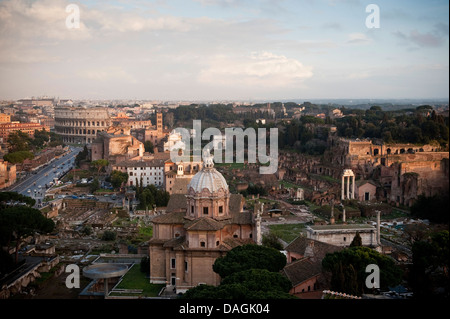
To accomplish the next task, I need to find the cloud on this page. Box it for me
[346,33,371,44]
[198,51,313,87]
[76,67,137,83]
[322,22,343,31]
[393,29,446,48]
[0,0,92,41]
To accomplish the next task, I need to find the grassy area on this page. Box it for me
[215,162,245,169]
[381,209,410,220]
[135,225,153,242]
[268,223,306,244]
[111,264,164,297]
[308,173,339,183]
[279,180,300,189]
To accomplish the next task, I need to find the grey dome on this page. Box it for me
[188,151,228,193]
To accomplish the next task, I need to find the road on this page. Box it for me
[8,146,82,204]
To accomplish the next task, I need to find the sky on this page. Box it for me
[0,0,448,101]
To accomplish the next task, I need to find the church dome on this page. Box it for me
[188,151,228,194]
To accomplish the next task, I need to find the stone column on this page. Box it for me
[342,207,346,223]
[341,175,345,200]
[352,175,355,199]
[376,210,381,245]
[346,176,350,200]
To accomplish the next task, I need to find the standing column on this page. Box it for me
[376,210,381,245]
[346,176,350,200]
[341,175,345,200]
[352,175,355,199]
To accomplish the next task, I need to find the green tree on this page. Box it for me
[75,145,89,167]
[410,231,449,299]
[7,131,32,152]
[144,140,154,153]
[89,178,100,193]
[110,170,128,190]
[262,233,284,250]
[140,256,150,275]
[410,194,449,224]
[101,230,117,241]
[0,206,55,263]
[183,269,296,299]
[350,232,362,247]
[322,246,403,295]
[3,151,35,164]
[213,244,287,279]
[91,159,109,177]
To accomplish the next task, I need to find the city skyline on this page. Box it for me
[0,0,448,101]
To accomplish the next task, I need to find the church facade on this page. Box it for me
[149,153,260,293]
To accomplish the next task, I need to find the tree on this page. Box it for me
[409,231,449,299]
[144,140,154,153]
[350,232,362,247]
[75,145,89,167]
[110,170,128,190]
[410,194,450,224]
[91,159,109,177]
[7,131,32,152]
[182,269,296,299]
[0,206,55,263]
[213,244,287,279]
[0,191,36,208]
[140,256,150,275]
[89,178,100,193]
[322,246,403,295]
[262,233,284,250]
[3,151,34,164]
[101,230,117,241]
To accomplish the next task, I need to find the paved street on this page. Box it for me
[8,146,82,205]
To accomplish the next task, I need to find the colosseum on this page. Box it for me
[54,106,112,144]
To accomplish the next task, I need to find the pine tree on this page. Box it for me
[350,232,362,247]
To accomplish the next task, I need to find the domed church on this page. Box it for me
[149,151,261,293]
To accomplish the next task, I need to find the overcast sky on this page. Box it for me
[0,0,448,101]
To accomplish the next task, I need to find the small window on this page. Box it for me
[219,206,223,214]
[344,237,346,242]
[200,241,206,247]
[216,241,219,246]
[185,261,188,272]
[171,258,176,269]
[203,207,208,215]
[191,206,194,214]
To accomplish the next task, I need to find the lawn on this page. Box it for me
[110,264,164,297]
[135,225,153,242]
[267,223,306,244]
[279,180,300,189]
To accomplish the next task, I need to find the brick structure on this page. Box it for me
[148,152,258,293]
[54,106,112,144]
[0,122,49,144]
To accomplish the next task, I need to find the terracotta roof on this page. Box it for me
[165,194,187,212]
[285,236,342,261]
[281,257,322,287]
[163,236,186,248]
[171,178,192,194]
[185,217,224,231]
[115,158,166,168]
[151,211,185,224]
